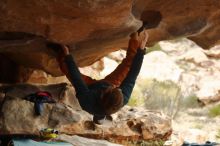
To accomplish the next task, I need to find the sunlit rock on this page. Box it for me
[0,83,172,144]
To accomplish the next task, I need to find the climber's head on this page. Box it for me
[100,86,124,115]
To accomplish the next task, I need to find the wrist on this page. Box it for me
[138,48,146,54]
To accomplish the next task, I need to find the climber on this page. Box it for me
[48,29,148,124]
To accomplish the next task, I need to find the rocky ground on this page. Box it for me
[166,104,220,146]
[0,83,172,146]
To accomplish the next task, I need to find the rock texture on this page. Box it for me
[0,83,172,143]
[0,0,140,79]
[97,38,220,106]
[1,0,220,82]
[158,39,220,105]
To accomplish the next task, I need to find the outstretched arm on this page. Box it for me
[102,33,140,86]
[57,47,97,85]
[120,31,148,104]
[61,45,89,93]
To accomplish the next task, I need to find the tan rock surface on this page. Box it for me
[0,83,172,143]
[1,0,220,81]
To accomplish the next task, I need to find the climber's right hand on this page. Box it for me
[139,30,149,50]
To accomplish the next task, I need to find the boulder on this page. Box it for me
[0,83,172,144]
[1,1,220,82]
[140,38,220,105]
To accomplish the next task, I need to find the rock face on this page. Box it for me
[157,39,220,105]
[0,83,172,143]
[1,0,220,82]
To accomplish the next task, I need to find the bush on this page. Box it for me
[142,79,181,118]
[192,123,203,129]
[181,94,200,109]
[146,43,162,54]
[208,104,220,117]
[128,84,145,107]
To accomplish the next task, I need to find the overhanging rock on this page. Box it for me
[0,0,220,81]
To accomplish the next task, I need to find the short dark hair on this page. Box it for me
[101,87,124,115]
